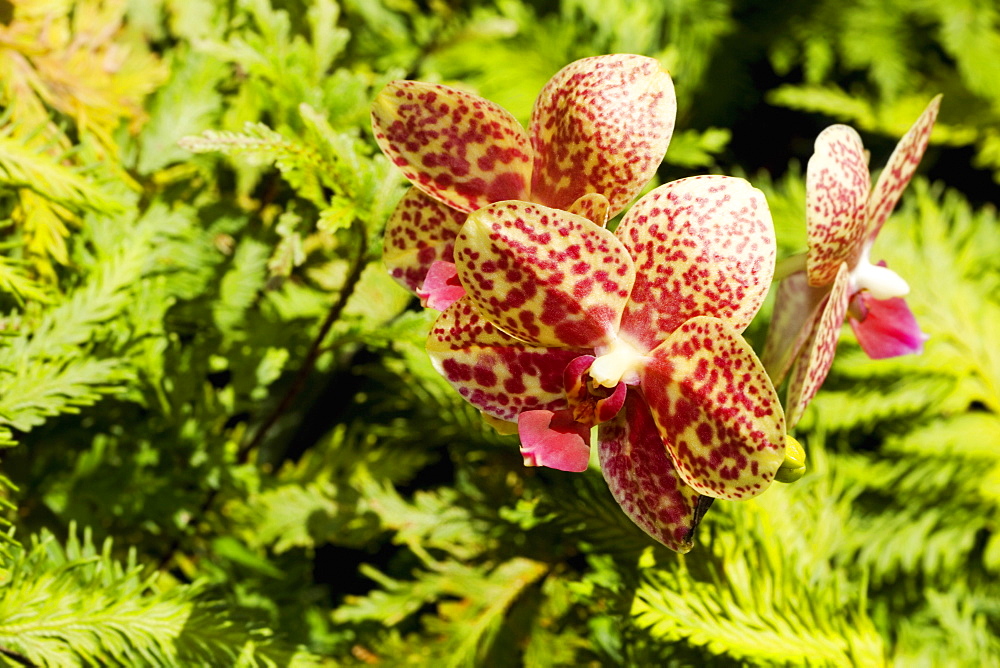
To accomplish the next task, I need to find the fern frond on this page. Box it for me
[661,128,731,168]
[179,123,330,207]
[0,256,50,304]
[633,437,885,666]
[539,468,663,560]
[0,131,122,215]
[354,470,489,561]
[0,204,188,435]
[0,526,321,666]
[15,189,73,275]
[892,586,1000,666]
[213,238,269,340]
[0,357,129,432]
[239,478,339,555]
[883,413,1000,460]
[839,0,915,98]
[335,557,548,667]
[800,374,955,431]
[928,0,1000,104]
[767,84,877,127]
[633,551,884,667]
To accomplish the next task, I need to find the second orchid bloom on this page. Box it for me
[764,97,941,428]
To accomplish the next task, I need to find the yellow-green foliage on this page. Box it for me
[0,1,997,666]
[0,0,166,280]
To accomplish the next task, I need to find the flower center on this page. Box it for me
[588,337,648,388]
[849,249,909,301]
[563,355,627,427]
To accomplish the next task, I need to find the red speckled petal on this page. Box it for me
[372,81,532,212]
[806,125,870,287]
[761,270,831,387]
[785,263,851,428]
[566,193,611,227]
[454,201,635,349]
[616,176,776,353]
[639,316,786,500]
[427,297,583,422]
[518,409,591,472]
[866,96,941,241]
[383,187,467,293]
[598,394,708,553]
[529,55,675,215]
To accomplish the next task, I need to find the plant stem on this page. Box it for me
[237,219,369,462]
[773,252,807,282]
[157,220,369,571]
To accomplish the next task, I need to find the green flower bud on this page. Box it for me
[775,434,806,483]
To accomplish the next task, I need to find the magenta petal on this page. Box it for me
[417,261,467,311]
[849,293,928,359]
[518,409,591,472]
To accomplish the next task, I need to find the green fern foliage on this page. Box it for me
[0,526,320,667]
[0,0,996,665]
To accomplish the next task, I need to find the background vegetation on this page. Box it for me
[0,0,996,665]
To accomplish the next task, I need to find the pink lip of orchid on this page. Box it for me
[370,54,676,307]
[426,175,788,552]
[763,96,941,429]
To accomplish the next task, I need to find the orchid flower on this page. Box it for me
[371,54,676,308]
[763,96,940,428]
[427,176,792,552]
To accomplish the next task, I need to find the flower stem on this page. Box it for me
[157,219,369,572]
[773,252,807,282]
[238,219,369,462]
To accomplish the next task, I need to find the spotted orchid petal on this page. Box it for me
[866,95,941,242]
[518,409,591,472]
[761,270,831,387]
[849,292,928,360]
[785,263,851,428]
[806,125,871,287]
[566,193,611,227]
[598,394,709,553]
[416,261,466,311]
[372,81,532,213]
[427,297,584,422]
[639,316,786,500]
[616,176,776,353]
[454,201,636,349]
[383,188,467,293]
[529,54,676,214]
